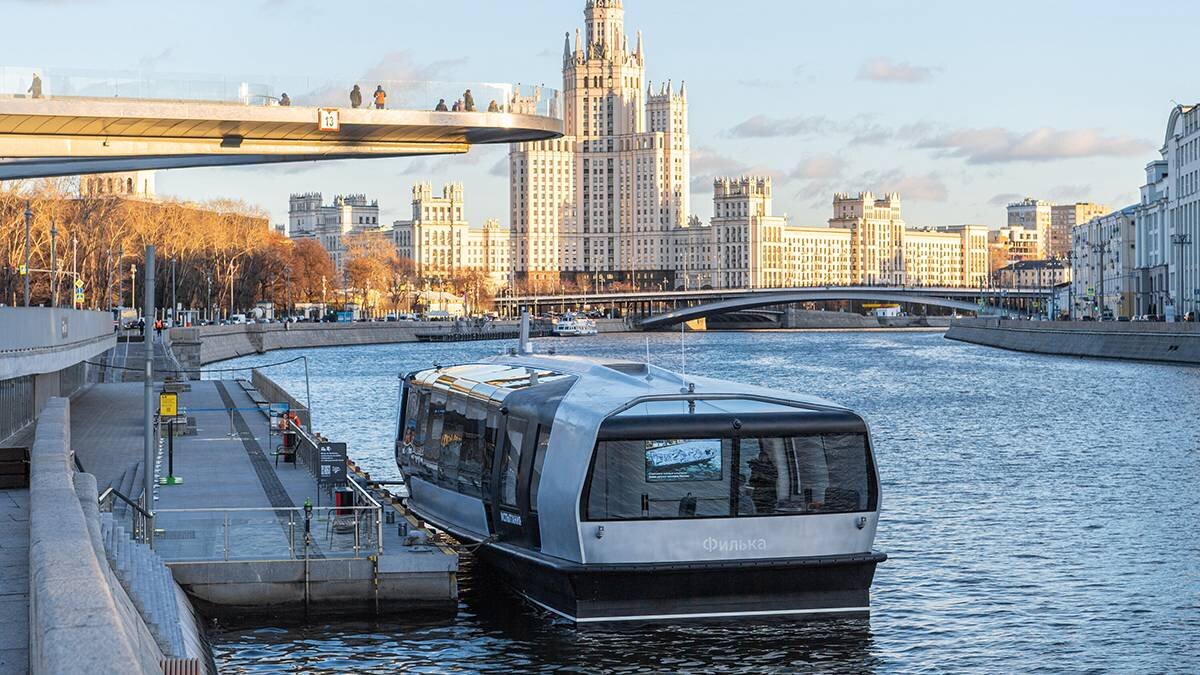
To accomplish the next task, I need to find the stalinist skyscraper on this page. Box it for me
[509,0,690,289]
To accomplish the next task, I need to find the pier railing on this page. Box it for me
[151,504,382,562]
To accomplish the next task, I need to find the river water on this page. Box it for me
[204,330,1200,673]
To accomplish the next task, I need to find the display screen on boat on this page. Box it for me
[645,439,723,482]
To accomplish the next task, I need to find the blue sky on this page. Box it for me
[5,0,1192,229]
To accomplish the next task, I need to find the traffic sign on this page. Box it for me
[18,265,26,276]
[74,278,84,289]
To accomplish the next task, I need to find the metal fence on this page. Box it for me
[0,375,34,445]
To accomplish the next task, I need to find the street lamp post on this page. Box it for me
[1093,239,1109,321]
[130,263,137,314]
[1171,233,1192,321]
[49,220,57,308]
[23,202,31,307]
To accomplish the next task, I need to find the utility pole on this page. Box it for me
[142,246,156,522]
[23,202,31,307]
[49,220,57,308]
[228,260,235,320]
[71,235,77,309]
[130,264,137,313]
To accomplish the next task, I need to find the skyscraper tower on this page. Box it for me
[510,0,690,289]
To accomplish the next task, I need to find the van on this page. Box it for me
[230,314,247,324]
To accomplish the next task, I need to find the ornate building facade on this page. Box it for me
[509,0,689,287]
[287,193,381,273]
[393,183,511,287]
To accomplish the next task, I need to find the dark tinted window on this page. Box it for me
[585,438,733,520]
[737,434,874,515]
[529,426,552,513]
[500,418,527,508]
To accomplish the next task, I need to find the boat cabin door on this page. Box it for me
[491,415,541,549]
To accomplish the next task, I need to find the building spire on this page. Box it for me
[635,29,643,62]
[563,31,571,61]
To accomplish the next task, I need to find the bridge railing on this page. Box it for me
[0,66,564,119]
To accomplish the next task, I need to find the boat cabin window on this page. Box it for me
[500,418,527,508]
[529,425,551,513]
[399,386,490,499]
[583,433,875,521]
[586,438,734,519]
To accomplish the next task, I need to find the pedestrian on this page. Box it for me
[463,89,475,112]
[451,99,463,112]
[279,92,291,106]
[350,84,362,108]
[434,98,448,112]
[28,73,42,99]
[373,85,386,109]
[487,99,499,113]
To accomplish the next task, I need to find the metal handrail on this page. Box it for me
[98,486,153,543]
[347,475,385,554]
[99,486,152,519]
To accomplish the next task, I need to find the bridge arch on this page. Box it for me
[638,290,1006,330]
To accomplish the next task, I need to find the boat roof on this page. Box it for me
[409,353,850,415]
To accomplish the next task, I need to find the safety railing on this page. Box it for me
[0,66,564,119]
[98,486,153,544]
[151,504,382,563]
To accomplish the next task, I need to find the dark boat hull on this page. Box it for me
[475,541,886,623]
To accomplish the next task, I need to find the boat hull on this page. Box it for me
[476,542,886,623]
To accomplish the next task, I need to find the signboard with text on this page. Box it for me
[317,108,340,132]
[317,441,348,487]
[159,392,178,417]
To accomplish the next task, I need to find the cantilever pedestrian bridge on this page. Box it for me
[495,286,1053,329]
[0,67,563,179]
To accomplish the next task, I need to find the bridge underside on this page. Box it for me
[0,97,562,179]
[639,291,1007,330]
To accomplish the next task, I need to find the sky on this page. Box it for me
[5,0,1196,230]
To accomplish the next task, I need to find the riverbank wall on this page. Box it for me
[945,317,1200,365]
[27,398,179,674]
[168,318,630,370]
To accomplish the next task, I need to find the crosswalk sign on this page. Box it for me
[18,265,26,275]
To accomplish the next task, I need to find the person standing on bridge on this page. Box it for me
[279,92,291,106]
[463,88,476,112]
[373,85,386,109]
[434,98,448,112]
[28,73,42,99]
[349,84,362,109]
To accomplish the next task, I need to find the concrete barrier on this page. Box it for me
[946,318,1200,365]
[251,369,310,430]
[27,398,164,674]
[0,307,115,381]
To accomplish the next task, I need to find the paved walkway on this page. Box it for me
[71,382,146,493]
[0,488,29,675]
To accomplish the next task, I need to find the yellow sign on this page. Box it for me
[18,265,27,276]
[159,392,178,417]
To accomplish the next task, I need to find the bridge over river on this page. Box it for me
[495,286,1052,329]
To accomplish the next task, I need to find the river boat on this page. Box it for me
[394,353,885,623]
[552,315,598,336]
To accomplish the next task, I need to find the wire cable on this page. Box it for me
[84,354,308,376]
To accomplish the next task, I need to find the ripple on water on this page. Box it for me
[208,331,1200,673]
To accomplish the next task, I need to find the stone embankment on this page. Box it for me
[945,317,1200,365]
[169,318,630,370]
[27,398,178,674]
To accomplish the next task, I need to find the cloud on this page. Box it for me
[726,115,835,139]
[853,169,948,202]
[988,192,1023,207]
[1046,184,1094,202]
[790,156,846,180]
[136,46,175,69]
[916,127,1152,164]
[301,51,471,107]
[489,156,509,177]
[857,57,939,84]
[688,146,784,194]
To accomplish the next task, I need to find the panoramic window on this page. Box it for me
[500,418,527,508]
[584,434,874,521]
[529,425,552,513]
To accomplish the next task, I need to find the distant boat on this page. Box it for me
[553,314,597,336]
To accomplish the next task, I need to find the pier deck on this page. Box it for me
[0,488,29,674]
[72,379,457,620]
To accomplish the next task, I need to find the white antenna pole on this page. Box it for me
[645,335,650,365]
[519,309,533,354]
